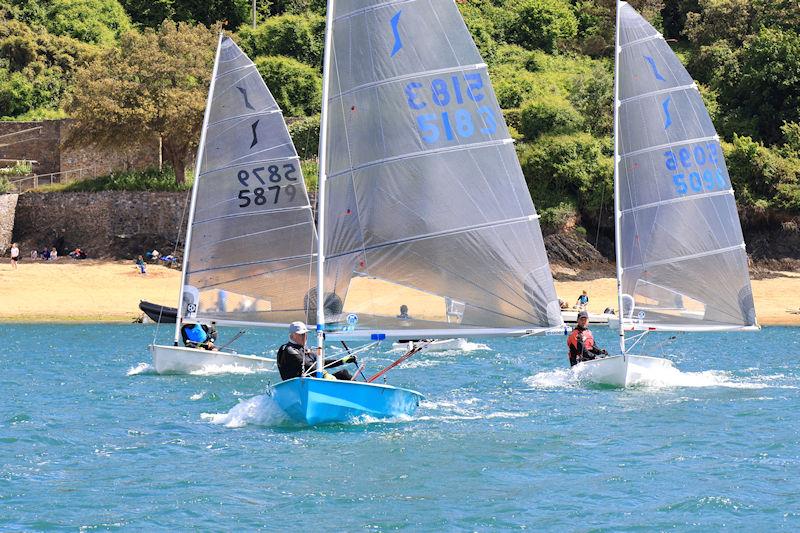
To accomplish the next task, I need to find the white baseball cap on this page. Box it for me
[289,321,309,335]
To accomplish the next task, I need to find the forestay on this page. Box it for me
[181,36,317,326]
[321,0,563,339]
[615,2,757,330]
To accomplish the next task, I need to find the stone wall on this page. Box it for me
[0,193,18,255]
[12,191,190,258]
[0,120,160,184]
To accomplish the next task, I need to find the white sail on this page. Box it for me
[615,2,757,331]
[318,0,563,340]
[178,35,318,327]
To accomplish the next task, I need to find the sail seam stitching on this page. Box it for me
[620,189,733,214]
[626,243,745,271]
[330,63,487,100]
[621,135,718,159]
[619,83,696,104]
[189,252,317,276]
[333,0,417,21]
[208,109,282,127]
[194,205,312,225]
[620,34,660,49]
[326,214,539,260]
[327,138,513,180]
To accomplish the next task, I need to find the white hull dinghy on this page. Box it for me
[149,344,275,374]
[571,2,759,386]
[392,338,471,353]
[573,354,674,387]
[146,34,321,373]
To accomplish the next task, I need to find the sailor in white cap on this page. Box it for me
[276,321,356,380]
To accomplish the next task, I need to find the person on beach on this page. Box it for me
[567,310,608,366]
[50,247,57,261]
[180,321,217,350]
[397,304,410,319]
[135,255,147,274]
[10,243,19,269]
[575,290,589,310]
[276,321,354,381]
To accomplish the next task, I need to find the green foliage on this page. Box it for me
[288,114,319,160]
[519,94,582,139]
[254,55,321,116]
[0,160,32,175]
[300,158,318,191]
[568,61,612,135]
[0,176,11,193]
[0,67,33,117]
[725,135,800,212]
[37,167,191,192]
[44,0,132,45]
[517,132,612,219]
[717,28,800,143]
[457,0,507,60]
[236,13,324,67]
[118,0,250,28]
[507,0,578,53]
[539,200,578,229]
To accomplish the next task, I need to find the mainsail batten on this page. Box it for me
[177,35,318,326]
[321,0,563,334]
[615,1,756,330]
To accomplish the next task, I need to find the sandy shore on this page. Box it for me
[1,260,799,325]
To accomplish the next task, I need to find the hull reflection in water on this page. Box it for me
[270,377,423,425]
[149,344,275,374]
[572,354,675,387]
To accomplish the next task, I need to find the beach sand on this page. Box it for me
[1,260,799,325]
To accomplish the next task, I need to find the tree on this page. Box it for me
[44,0,132,45]
[236,13,324,67]
[66,21,219,184]
[254,55,321,116]
[117,0,250,28]
[507,0,578,53]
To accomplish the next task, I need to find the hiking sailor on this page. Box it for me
[180,320,217,350]
[567,310,607,366]
[276,321,355,381]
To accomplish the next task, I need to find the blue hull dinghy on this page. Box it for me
[270,377,423,425]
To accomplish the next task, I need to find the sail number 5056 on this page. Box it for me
[236,164,298,208]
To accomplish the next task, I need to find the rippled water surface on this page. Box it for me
[2,324,799,530]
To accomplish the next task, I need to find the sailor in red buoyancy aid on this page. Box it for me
[567,310,608,366]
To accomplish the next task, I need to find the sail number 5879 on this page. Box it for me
[236,164,298,208]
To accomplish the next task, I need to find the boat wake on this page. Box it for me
[526,366,791,390]
[127,362,157,376]
[389,341,490,353]
[201,394,290,428]
[188,364,267,376]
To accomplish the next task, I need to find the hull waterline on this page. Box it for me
[149,344,275,374]
[270,377,423,425]
[572,354,675,387]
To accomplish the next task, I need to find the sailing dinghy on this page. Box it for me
[573,2,759,387]
[271,0,564,423]
[149,34,321,375]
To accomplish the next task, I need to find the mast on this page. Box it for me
[612,1,625,355]
[315,0,335,375]
[173,32,224,346]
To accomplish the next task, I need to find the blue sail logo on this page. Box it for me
[644,56,666,81]
[390,11,403,57]
[662,96,672,129]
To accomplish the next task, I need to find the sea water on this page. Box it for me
[1,324,799,530]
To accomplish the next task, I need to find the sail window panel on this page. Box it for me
[618,3,659,46]
[620,193,744,270]
[324,172,366,259]
[326,68,510,177]
[201,113,296,175]
[618,139,732,212]
[188,257,316,325]
[331,218,560,330]
[621,248,756,327]
[330,0,481,97]
[208,67,280,127]
[618,89,715,157]
[618,39,694,102]
[188,210,317,273]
